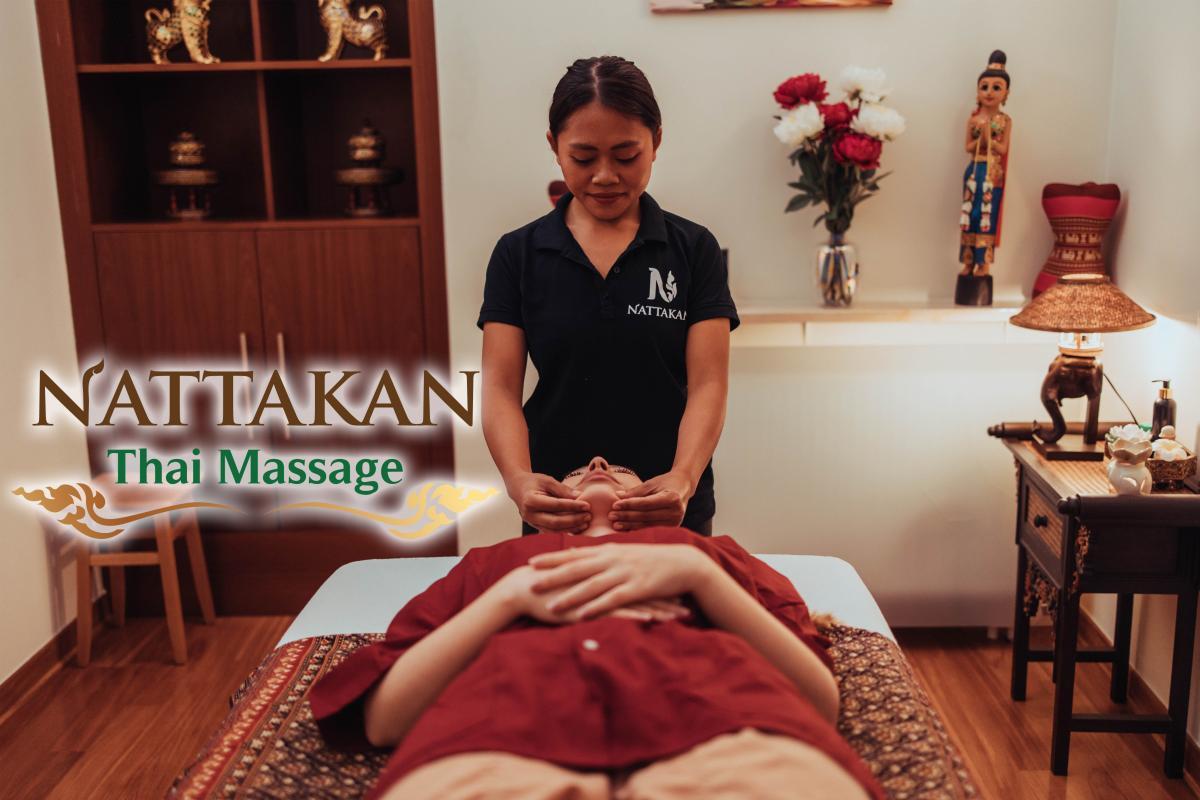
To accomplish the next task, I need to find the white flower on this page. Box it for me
[773,103,823,148]
[1107,423,1150,443]
[852,103,906,141]
[1152,438,1189,461]
[840,66,889,103]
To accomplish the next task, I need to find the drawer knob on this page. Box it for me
[1033,514,1049,528]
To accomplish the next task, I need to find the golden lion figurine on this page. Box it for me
[317,0,389,62]
[145,0,220,65]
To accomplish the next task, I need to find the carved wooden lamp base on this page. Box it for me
[1033,433,1107,461]
[1032,352,1106,462]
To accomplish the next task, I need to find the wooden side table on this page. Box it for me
[996,434,1200,776]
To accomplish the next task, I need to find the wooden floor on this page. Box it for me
[898,625,1198,800]
[2,617,1196,799]
[0,615,290,800]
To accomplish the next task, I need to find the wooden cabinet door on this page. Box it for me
[96,231,264,361]
[93,230,273,500]
[256,226,426,364]
[256,226,456,557]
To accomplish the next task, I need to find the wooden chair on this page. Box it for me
[75,475,216,666]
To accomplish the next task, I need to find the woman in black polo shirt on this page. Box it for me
[477,55,739,537]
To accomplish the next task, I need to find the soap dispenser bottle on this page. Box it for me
[1151,379,1176,439]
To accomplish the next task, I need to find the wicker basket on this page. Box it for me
[1148,452,1197,486]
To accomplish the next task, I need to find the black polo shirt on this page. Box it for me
[477,191,739,533]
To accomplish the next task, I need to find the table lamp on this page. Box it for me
[1009,273,1155,460]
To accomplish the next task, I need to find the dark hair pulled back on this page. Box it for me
[548,56,661,138]
[977,49,1011,90]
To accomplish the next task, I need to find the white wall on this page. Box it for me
[436,0,1128,625]
[1081,0,1200,741]
[0,3,93,684]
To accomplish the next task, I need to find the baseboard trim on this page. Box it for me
[0,598,104,729]
[1078,609,1200,795]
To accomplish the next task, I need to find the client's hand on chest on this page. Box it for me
[499,562,692,625]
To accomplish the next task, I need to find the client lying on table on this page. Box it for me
[309,457,883,799]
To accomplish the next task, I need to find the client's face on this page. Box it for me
[560,456,641,536]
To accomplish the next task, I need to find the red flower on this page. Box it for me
[774,74,827,109]
[832,132,882,169]
[819,102,853,130]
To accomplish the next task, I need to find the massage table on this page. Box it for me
[279,555,894,647]
[170,555,976,799]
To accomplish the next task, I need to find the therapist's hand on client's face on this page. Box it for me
[558,457,643,537]
[609,470,692,531]
[557,457,689,534]
[505,471,592,534]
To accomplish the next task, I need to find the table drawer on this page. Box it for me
[1023,482,1065,559]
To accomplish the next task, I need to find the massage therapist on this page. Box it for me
[478,56,739,537]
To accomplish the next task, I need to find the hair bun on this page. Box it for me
[988,49,1007,67]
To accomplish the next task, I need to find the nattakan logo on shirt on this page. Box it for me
[647,267,678,304]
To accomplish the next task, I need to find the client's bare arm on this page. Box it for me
[689,558,840,723]
[363,569,525,748]
[528,544,840,724]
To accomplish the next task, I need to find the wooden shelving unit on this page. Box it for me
[62,0,419,226]
[36,0,455,615]
[90,216,422,233]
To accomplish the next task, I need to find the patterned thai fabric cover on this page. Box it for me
[169,626,977,799]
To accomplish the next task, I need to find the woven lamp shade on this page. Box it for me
[1009,273,1155,333]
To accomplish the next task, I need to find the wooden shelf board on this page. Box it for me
[260,58,413,71]
[730,300,1058,348]
[265,216,421,229]
[77,58,413,74]
[737,301,1026,324]
[91,216,421,233]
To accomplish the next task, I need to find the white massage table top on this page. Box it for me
[279,554,892,647]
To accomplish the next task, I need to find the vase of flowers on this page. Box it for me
[773,67,905,306]
[815,233,857,307]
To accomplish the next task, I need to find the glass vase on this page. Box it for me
[815,233,859,307]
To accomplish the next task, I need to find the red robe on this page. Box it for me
[309,527,885,799]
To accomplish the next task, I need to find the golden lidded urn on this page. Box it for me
[155,131,218,220]
[335,121,403,217]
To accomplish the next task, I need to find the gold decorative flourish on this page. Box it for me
[1071,524,1091,596]
[12,482,238,540]
[269,481,498,540]
[1023,559,1060,644]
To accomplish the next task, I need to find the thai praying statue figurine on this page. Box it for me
[955,50,1012,306]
